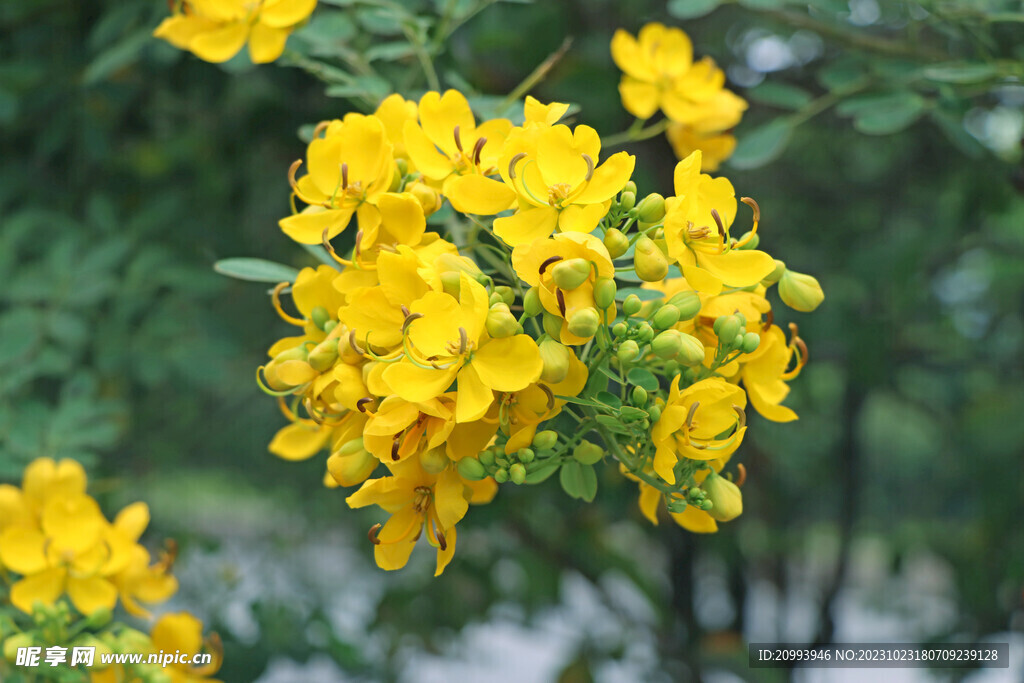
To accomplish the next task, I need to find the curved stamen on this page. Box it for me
[322,227,354,268]
[312,120,330,138]
[581,153,595,181]
[733,404,746,430]
[507,152,527,179]
[539,383,555,412]
[348,330,365,355]
[685,401,700,430]
[472,137,487,167]
[556,289,566,316]
[539,255,563,274]
[341,162,349,190]
[288,159,329,207]
[356,397,375,413]
[255,366,301,397]
[368,523,383,545]
[272,282,307,327]
[736,463,747,487]
[402,312,423,334]
[453,125,464,152]
[733,197,761,249]
[458,327,468,355]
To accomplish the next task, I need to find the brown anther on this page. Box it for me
[287,159,303,192]
[472,137,487,166]
[740,196,760,223]
[458,327,468,355]
[732,404,746,430]
[539,384,555,411]
[356,397,374,413]
[341,162,349,190]
[508,152,527,179]
[685,401,700,429]
[348,330,365,355]
[313,120,330,138]
[368,523,383,545]
[402,312,423,334]
[453,125,463,152]
[391,439,401,461]
[711,209,726,238]
[556,289,567,316]
[687,225,711,240]
[354,230,363,258]
[434,522,448,551]
[581,153,595,181]
[763,308,774,332]
[401,305,411,317]
[539,255,564,274]
[736,463,747,488]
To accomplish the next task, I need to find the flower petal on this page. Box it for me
[445,174,516,215]
[248,22,289,63]
[493,206,559,247]
[470,335,543,392]
[279,207,354,244]
[67,576,118,616]
[268,422,331,461]
[189,22,249,63]
[11,567,66,613]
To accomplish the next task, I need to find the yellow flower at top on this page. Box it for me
[611,23,728,124]
[154,0,317,64]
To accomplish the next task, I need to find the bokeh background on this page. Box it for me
[2,0,1023,680]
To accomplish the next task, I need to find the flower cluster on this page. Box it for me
[255,43,822,572]
[612,23,747,171]
[0,458,221,682]
[154,0,316,64]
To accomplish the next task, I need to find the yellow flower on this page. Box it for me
[511,231,615,344]
[374,93,419,164]
[402,90,515,215]
[381,273,543,422]
[651,376,747,483]
[154,0,316,64]
[280,113,394,244]
[149,612,223,682]
[611,23,727,123]
[624,463,724,533]
[110,503,179,617]
[486,124,635,245]
[663,151,775,294]
[741,324,805,422]
[499,349,588,453]
[667,125,736,172]
[21,457,88,513]
[346,458,495,575]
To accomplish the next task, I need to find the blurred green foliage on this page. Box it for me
[3,0,1023,680]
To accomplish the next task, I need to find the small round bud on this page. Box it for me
[323,320,338,334]
[494,285,515,306]
[327,439,378,487]
[678,333,706,366]
[509,463,527,484]
[539,339,571,383]
[624,181,638,196]
[457,457,487,481]
[307,339,339,372]
[409,182,442,215]
[532,430,558,450]
[419,446,449,475]
[647,404,662,422]
[440,271,462,298]
[622,294,643,316]
[737,230,759,250]
[667,291,702,321]
[652,304,681,330]
[542,311,563,339]
[633,235,669,282]
[573,441,604,465]
[478,450,496,468]
[778,270,825,312]
[486,305,521,338]
[4,634,33,661]
[517,448,535,464]
[651,329,682,359]
[703,471,743,522]
[619,191,636,211]
[567,308,601,338]
[617,339,640,362]
[612,321,628,337]
[523,286,543,316]
[489,292,504,306]
[741,332,761,353]
[716,315,741,344]
[762,259,786,286]
[636,322,655,342]
[593,277,617,310]
[603,228,630,258]
[310,306,331,331]
[551,258,592,291]
[395,158,409,177]
[636,193,666,223]
[493,467,509,483]
[631,385,648,406]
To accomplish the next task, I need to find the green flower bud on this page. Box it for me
[678,333,706,366]
[311,306,331,331]
[486,304,520,338]
[623,294,643,316]
[517,448,535,464]
[5,633,34,661]
[741,332,761,353]
[419,445,450,475]
[651,329,682,359]
[703,471,743,522]
[533,430,558,450]
[652,304,681,329]
[603,228,630,258]
[624,181,637,196]
[539,339,571,383]
[636,193,666,223]
[716,315,741,344]
[631,385,648,406]
[551,258,592,291]
[493,467,509,483]
[478,449,496,468]
[573,441,604,465]
[667,291,702,321]
[567,307,600,338]
[494,285,515,306]
[496,455,510,468]
[457,457,487,481]
[84,607,113,629]
[619,191,636,211]
[647,404,662,422]
[620,342,642,364]
[327,439,378,487]
[509,463,527,484]
[307,338,339,372]
[633,235,669,282]
[323,320,338,334]
[636,322,655,342]
[762,259,786,286]
[523,286,543,316]
[593,277,617,310]
[440,271,462,298]
[395,158,409,177]
[542,311,563,340]
[778,270,825,312]
[612,321,628,337]
[737,230,759,250]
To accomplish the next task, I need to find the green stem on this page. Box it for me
[498,36,574,113]
[602,119,671,148]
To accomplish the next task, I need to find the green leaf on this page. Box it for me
[524,461,560,484]
[746,81,814,110]
[364,42,417,62]
[922,62,999,84]
[554,394,604,408]
[596,391,622,409]
[325,75,391,100]
[729,119,793,170]
[837,92,927,135]
[738,0,786,7]
[598,365,623,383]
[620,406,649,421]
[214,258,300,283]
[83,30,150,85]
[595,415,631,434]
[626,367,659,391]
[666,0,720,19]
[614,286,661,301]
[559,462,598,502]
[817,59,870,92]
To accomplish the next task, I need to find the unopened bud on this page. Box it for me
[636,193,666,223]
[617,339,640,362]
[740,332,761,354]
[716,315,741,344]
[395,158,409,177]
[678,333,706,366]
[311,306,331,330]
[410,182,442,216]
[703,471,743,522]
[593,277,616,310]
[619,191,636,211]
[651,329,683,359]
[523,286,543,316]
[667,291,702,320]
[762,259,786,286]
[4,634,33,661]
[551,258,591,291]
[636,322,655,342]
[539,339,571,383]
[478,449,496,468]
[486,304,520,338]
[494,285,515,306]
[631,385,648,406]
[652,304,680,329]
[567,308,600,338]
[623,181,637,196]
[307,339,339,372]
[493,467,509,483]
[573,441,604,465]
[509,463,527,484]
[440,271,461,298]
[542,311,563,339]
[603,228,629,258]
[457,457,487,481]
[419,445,449,474]
[612,321,628,337]
[647,404,662,422]
[327,439,378,487]
[738,230,759,250]
[517,448,535,464]
[778,270,825,312]
[532,430,558,450]
[622,294,643,316]
[634,235,669,282]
